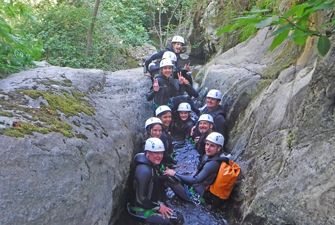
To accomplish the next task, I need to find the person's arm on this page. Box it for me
[146,88,155,101]
[146,78,161,101]
[214,115,225,135]
[183,83,199,98]
[165,161,218,185]
[175,161,218,185]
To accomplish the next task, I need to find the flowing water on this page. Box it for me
[115,141,229,225]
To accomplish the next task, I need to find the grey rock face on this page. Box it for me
[199,26,335,224]
[0,66,152,225]
[233,48,335,225]
[197,29,277,136]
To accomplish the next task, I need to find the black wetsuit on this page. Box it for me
[160,129,175,167]
[146,74,180,107]
[202,105,225,136]
[129,153,183,225]
[170,117,195,141]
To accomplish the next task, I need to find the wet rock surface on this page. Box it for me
[231,46,335,225]
[0,66,152,225]
[196,26,335,224]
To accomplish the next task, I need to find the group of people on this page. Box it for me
[128,35,229,225]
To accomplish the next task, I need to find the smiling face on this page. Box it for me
[161,66,173,77]
[179,111,189,121]
[150,124,163,138]
[172,42,183,54]
[159,111,172,128]
[198,121,213,134]
[146,151,164,165]
[206,97,220,110]
[204,140,221,156]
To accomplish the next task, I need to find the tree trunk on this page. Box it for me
[158,5,163,49]
[86,0,101,56]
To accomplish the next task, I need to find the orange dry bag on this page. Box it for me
[209,160,240,200]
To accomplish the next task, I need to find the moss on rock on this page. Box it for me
[0,90,93,138]
[22,90,95,117]
[0,111,13,117]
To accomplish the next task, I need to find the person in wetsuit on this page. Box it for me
[164,132,229,204]
[146,58,195,110]
[191,114,214,158]
[155,105,175,167]
[201,89,225,136]
[128,137,184,225]
[144,35,188,79]
[170,102,195,141]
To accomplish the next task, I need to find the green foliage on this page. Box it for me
[21,0,153,70]
[217,0,335,56]
[0,0,196,73]
[0,1,42,76]
[101,0,149,46]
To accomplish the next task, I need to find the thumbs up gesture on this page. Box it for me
[153,78,159,92]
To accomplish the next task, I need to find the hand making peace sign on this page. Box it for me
[178,72,190,85]
[153,78,160,92]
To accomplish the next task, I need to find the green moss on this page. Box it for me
[1,129,25,138]
[0,89,95,138]
[22,90,95,117]
[0,111,13,117]
[22,90,42,99]
[49,119,73,137]
[287,130,296,150]
[1,122,50,138]
[250,79,273,99]
[39,78,72,87]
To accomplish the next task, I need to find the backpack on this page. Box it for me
[209,160,240,200]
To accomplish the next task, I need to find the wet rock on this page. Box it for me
[0,67,152,225]
[197,23,335,225]
[189,3,335,219]
[232,48,335,224]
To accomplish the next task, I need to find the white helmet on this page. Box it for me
[206,89,222,100]
[171,35,185,44]
[155,105,171,116]
[162,51,177,62]
[160,58,174,68]
[144,137,165,152]
[206,132,224,147]
[198,114,214,124]
[177,102,191,112]
[145,117,163,129]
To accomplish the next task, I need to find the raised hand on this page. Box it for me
[184,62,191,72]
[153,78,159,92]
[178,72,189,85]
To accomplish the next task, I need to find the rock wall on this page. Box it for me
[0,66,152,225]
[233,41,335,225]
[197,24,335,225]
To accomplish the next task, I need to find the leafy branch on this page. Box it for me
[217,0,334,56]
